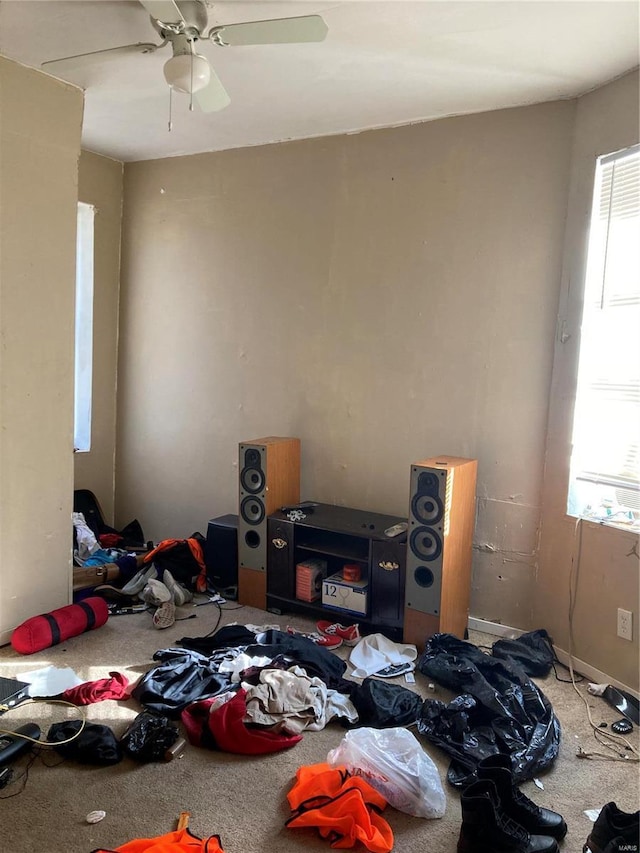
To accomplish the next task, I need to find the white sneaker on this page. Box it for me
[162,570,193,607]
[140,579,171,606]
[121,564,157,596]
[152,600,176,629]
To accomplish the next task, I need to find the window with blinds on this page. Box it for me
[568,144,640,525]
[74,202,95,453]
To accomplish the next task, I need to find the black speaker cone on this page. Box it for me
[414,566,434,588]
[244,448,261,467]
[240,496,265,525]
[411,493,443,525]
[417,471,440,495]
[410,526,442,561]
[240,466,265,494]
[244,530,261,549]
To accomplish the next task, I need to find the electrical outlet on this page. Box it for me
[617,608,633,641]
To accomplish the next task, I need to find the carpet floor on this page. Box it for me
[0,597,637,853]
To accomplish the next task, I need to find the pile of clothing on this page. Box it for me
[131,627,423,751]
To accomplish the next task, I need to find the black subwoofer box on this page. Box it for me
[205,514,239,595]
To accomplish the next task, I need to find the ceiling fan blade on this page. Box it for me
[210,15,328,47]
[138,0,184,24]
[42,43,161,73]
[194,68,231,113]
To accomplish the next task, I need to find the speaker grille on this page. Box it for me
[238,438,300,581]
[404,456,477,644]
[405,463,446,616]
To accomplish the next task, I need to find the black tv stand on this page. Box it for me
[266,503,407,640]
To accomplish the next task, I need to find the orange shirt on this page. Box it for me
[286,762,393,852]
[92,828,224,852]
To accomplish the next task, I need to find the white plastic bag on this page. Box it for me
[327,726,446,819]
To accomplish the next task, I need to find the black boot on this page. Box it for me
[584,802,639,853]
[458,779,560,853]
[477,753,568,841]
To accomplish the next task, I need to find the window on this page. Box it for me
[74,202,95,452]
[568,144,640,525]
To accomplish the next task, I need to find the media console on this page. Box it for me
[266,503,407,639]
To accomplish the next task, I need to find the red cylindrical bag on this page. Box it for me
[11,597,109,655]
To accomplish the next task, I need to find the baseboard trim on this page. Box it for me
[0,629,13,648]
[551,646,639,700]
[468,616,523,639]
[468,616,639,700]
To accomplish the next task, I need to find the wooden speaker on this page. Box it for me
[403,455,477,649]
[238,436,300,609]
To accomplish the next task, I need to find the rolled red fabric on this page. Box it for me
[11,597,109,655]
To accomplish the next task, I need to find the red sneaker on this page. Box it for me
[286,626,343,649]
[316,621,361,647]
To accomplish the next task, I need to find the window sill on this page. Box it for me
[567,513,640,535]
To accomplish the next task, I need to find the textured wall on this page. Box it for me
[117,100,574,629]
[0,56,83,640]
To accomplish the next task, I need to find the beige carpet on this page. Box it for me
[0,599,637,853]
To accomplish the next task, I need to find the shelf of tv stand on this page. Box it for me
[266,503,407,638]
[266,593,403,642]
[295,542,368,563]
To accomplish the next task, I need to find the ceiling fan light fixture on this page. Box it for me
[163,52,210,94]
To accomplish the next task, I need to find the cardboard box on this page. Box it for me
[296,558,328,602]
[322,572,368,616]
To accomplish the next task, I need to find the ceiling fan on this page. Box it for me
[41,0,328,113]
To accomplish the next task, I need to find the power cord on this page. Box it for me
[0,699,87,800]
[0,698,88,747]
[0,750,39,799]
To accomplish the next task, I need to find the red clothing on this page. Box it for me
[181,688,302,754]
[61,671,129,705]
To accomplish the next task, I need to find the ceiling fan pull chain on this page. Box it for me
[168,87,173,132]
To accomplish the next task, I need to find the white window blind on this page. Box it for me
[569,144,640,523]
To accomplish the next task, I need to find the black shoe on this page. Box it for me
[458,779,560,853]
[584,802,639,853]
[477,753,568,841]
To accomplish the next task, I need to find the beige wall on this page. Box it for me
[0,56,83,641]
[536,71,640,690]
[74,150,123,524]
[117,100,575,628]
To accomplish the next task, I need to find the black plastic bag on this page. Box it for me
[347,678,423,728]
[48,720,122,765]
[416,633,560,787]
[491,629,555,677]
[120,711,179,762]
